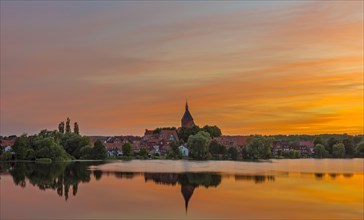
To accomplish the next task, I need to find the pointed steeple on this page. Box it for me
[181,184,195,214]
[181,101,195,128]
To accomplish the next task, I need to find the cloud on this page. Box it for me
[1,1,363,135]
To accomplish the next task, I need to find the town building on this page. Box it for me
[141,129,179,155]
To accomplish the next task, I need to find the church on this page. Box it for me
[181,101,195,128]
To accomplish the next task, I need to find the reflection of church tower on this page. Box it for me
[181,184,195,213]
[181,101,195,128]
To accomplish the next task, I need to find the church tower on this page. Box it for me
[181,101,195,128]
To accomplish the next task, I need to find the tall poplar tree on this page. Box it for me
[65,117,71,133]
[74,122,79,135]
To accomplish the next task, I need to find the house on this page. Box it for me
[299,141,314,154]
[179,145,189,157]
[272,140,314,156]
[141,129,179,155]
[214,136,248,150]
[0,137,16,154]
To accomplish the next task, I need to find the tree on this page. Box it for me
[139,147,149,159]
[80,146,93,159]
[355,140,364,158]
[332,143,345,158]
[326,137,337,155]
[167,142,182,159]
[91,140,107,160]
[61,133,91,159]
[313,144,328,158]
[13,134,30,160]
[293,150,301,159]
[122,143,132,157]
[58,122,65,134]
[342,138,354,156]
[74,122,79,135]
[313,136,326,147]
[153,127,177,134]
[187,131,211,160]
[1,151,12,161]
[202,125,222,138]
[245,135,272,160]
[32,136,70,161]
[178,125,201,142]
[227,147,238,160]
[209,140,227,159]
[65,118,71,133]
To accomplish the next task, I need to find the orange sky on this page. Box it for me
[1,1,363,136]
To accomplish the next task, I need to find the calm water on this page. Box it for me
[1,159,363,219]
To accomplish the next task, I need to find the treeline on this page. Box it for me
[0,118,107,161]
[312,136,364,158]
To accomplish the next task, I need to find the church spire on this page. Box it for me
[181,101,195,128]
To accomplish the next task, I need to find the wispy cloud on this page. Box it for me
[1,1,362,135]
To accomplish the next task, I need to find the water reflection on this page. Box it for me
[0,162,103,200]
[0,162,356,213]
[314,172,354,180]
[235,174,275,183]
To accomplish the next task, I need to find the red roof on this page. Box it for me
[0,139,16,147]
[160,130,179,142]
[214,136,248,147]
[299,141,314,148]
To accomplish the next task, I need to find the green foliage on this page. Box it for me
[138,147,149,159]
[153,127,177,134]
[313,144,328,158]
[166,142,182,159]
[32,136,70,161]
[202,125,222,138]
[244,135,272,160]
[91,140,107,160]
[178,125,201,142]
[332,143,345,158]
[0,151,13,161]
[342,138,354,156]
[80,146,93,159]
[293,150,301,158]
[187,131,211,160]
[313,136,326,147]
[13,134,30,160]
[283,149,301,159]
[61,133,91,159]
[326,137,337,155]
[58,122,65,133]
[209,140,227,159]
[74,122,80,135]
[65,117,71,133]
[227,147,238,160]
[355,140,364,158]
[122,143,132,157]
[288,139,300,148]
[79,140,106,160]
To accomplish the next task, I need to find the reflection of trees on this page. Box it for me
[314,173,354,180]
[234,175,275,184]
[1,162,104,200]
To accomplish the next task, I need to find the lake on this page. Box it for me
[1,159,363,219]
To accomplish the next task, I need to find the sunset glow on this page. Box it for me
[1,1,363,136]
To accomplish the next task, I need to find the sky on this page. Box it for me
[1,1,363,136]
